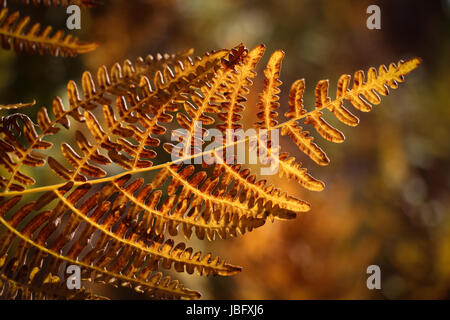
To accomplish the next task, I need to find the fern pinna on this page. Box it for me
[0,44,420,299]
[0,2,98,57]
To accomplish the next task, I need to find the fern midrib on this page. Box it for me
[262,75,277,130]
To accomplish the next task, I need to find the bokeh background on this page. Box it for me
[1,0,449,299]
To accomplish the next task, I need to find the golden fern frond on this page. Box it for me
[255,50,421,192]
[51,181,241,276]
[217,44,265,133]
[0,44,420,299]
[0,46,241,299]
[0,47,222,191]
[212,154,310,220]
[163,44,249,152]
[0,193,202,299]
[110,168,265,241]
[280,59,421,168]
[0,7,97,57]
[65,47,196,113]
[255,50,285,129]
[0,101,35,111]
[0,255,105,299]
[47,47,229,179]
[11,0,100,7]
[254,50,326,191]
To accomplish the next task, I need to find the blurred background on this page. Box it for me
[0,0,449,299]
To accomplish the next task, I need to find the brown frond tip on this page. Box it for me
[0,8,98,57]
[222,43,249,69]
[0,112,34,140]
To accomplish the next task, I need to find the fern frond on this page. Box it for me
[13,0,100,7]
[254,50,420,190]
[110,173,264,241]
[66,47,196,113]
[48,48,229,180]
[279,58,421,167]
[166,44,249,152]
[0,44,420,299]
[253,51,326,191]
[0,47,223,192]
[217,44,265,133]
[0,8,97,57]
[255,50,284,130]
[212,154,310,219]
[0,257,105,299]
[0,194,202,299]
[0,101,35,111]
[50,182,242,276]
